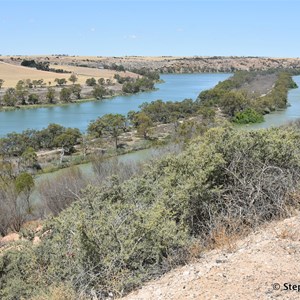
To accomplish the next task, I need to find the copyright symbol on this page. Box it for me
[273,283,280,290]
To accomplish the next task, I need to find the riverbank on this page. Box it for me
[0,73,231,136]
[0,85,159,112]
[198,70,299,125]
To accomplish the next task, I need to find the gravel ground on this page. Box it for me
[122,214,300,300]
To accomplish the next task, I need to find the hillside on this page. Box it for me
[0,62,69,88]
[2,55,300,76]
[0,61,139,88]
[50,64,139,81]
[122,213,300,300]
[1,125,300,300]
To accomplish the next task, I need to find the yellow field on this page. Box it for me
[0,61,139,88]
[50,64,139,80]
[0,62,73,88]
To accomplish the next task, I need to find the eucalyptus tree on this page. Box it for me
[88,113,127,149]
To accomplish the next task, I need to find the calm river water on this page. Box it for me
[0,73,231,136]
[30,74,300,202]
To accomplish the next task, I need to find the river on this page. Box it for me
[12,74,300,204]
[0,73,231,136]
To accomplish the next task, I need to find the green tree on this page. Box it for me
[71,84,82,99]
[27,93,39,105]
[15,172,34,195]
[54,78,67,86]
[3,88,17,106]
[85,77,97,86]
[98,78,105,85]
[54,128,81,163]
[88,114,126,149]
[60,87,72,102]
[132,112,153,139]
[16,80,28,105]
[21,147,38,170]
[219,91,247,117]
[46,87,56,104]
[92,84,106,99]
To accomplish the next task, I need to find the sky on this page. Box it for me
[0,0,299,57]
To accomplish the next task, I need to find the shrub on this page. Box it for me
[232,108,264,124]
[2,125,300,298]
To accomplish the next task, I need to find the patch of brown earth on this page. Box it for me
[122,214,300,300]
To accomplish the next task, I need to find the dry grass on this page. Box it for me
[28,284,80,300]
[50,64,139,81]
[0,60,141,88]
[0,62,71,88]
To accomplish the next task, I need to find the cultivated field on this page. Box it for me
[50,64,139,81]
[0,62,71,88]
[0,61,139,88]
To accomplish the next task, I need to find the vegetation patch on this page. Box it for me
[1,124,300,299]
[198,69,300,124]
[232,108,264,124]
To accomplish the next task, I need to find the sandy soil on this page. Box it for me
[237,73,278,98]
[122,214,300,300]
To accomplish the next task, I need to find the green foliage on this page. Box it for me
[3,88,17,106]
[2,125,300,298]
[88,114,126,148]
[0,124,81,157]
[54,78,67,86]
[232,108,264,124]
[15,173,34,194]
[28,93,39,104]
[197,106,216,120]
[98,77,105,85]
[70,84,82,99]
[138,98,199,123]
[0,243,41,300]
[59,87,72,102]
[198,70,298,123]
[16,80,28,105]
[114,74,132,84]
[256,72,298,111]
[46,87,56,104]
[130,68,160,81]
[54,128,81,154]
[131,112,153,139]
[92,84,106,99]
[122,77,155,93]
[85,77,97,86]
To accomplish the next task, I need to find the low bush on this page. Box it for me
[232,108,264,124]
[2,125,300,299]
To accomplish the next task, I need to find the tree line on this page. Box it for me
[198,69,299,124]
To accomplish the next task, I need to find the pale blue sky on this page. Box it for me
[0,0,299,57]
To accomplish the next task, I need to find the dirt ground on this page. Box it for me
[122,213,300,300]
[238,73,278,98]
